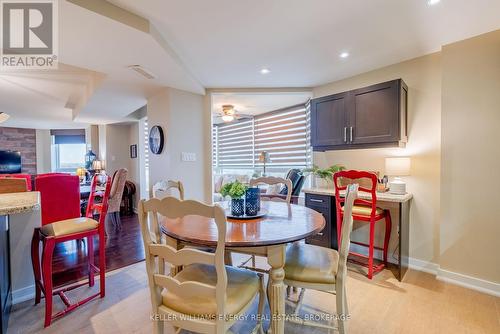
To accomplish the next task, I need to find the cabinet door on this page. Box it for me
[311,93,348,148]
[305,204,331,248]
[348,80,400,145]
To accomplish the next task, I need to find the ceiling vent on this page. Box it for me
[127,65,156,80]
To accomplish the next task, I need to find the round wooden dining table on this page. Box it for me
[160,201,325,334]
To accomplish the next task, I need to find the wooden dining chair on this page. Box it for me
[0,177,28,194]
[239,176,294,270]
[31,175,112,327]
[249,176,293,204]
[152,179,184,200]
[138,197,266,334]
[283,184,359,334]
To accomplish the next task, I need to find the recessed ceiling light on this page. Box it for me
[339,52,349,59]
[260,68,270,75]
[427,0,440,6]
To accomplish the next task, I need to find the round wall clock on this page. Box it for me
[149,125,164,154]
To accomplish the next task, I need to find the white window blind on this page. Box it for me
[216,118,254,169]
[213,104,310,172]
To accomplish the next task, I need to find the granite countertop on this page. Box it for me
[0,191,41,215]
[302,187,413,203]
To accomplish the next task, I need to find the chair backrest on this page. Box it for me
[108,168,128,213]
[0,178,28,194]
[333,170,378,218]
[86,175,113,234]
[0,174,32,191]
[282,169,305,196]
[337,184,359,281]
[250,176,293,204]
[152,180,184,200]
[138,197,228,325]
[35,174,81,226]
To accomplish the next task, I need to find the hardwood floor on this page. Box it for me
[51,214,145,287]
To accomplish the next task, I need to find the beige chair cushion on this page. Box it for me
[162,263,259,317]
[41,217,98,237]
[285,243,338,284]
[341,205,383,216]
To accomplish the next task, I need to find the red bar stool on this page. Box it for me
[31,175,112,327]
[334,170,392,279]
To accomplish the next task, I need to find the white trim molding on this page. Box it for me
[12,285,35,305]
[349,244,499,297]
[436,268,500,297]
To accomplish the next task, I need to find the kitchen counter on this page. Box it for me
[303,187,413,203]
[0,192,40,215]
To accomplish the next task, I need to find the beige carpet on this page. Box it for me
[8,255,500,334]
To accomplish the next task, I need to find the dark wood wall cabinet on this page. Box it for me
[311,79,408,151]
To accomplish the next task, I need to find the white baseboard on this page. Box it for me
[12,285,35,305]
[349,244,499,297]
[408,257,439,275]
[436,268,500,297]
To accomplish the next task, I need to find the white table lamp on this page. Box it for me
[385,157,411,194]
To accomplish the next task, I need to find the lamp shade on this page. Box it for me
[385,157,411,176]
[258,151,271,163]
[92,160,103,171]
[0,112,9,123]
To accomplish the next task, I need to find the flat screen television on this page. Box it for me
[0,150,22,174]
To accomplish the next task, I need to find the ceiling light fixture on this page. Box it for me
[260,68,270,75]
[222,114,234,122]
[127,65,157,79]
[0,112,9,123]
[427,0,440,6]
[339,52,349,59]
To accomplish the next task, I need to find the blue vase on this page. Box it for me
[245,187,261,216]
[231,198,245,216]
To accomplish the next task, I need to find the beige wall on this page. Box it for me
[440,30,500,283]
[104,124,132,176]
[35,129,52,173]
[147,88,209,202]
[313,53,442,264]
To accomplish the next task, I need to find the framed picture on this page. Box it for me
[130,144,137,158]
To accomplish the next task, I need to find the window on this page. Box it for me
[213,103,311,174]
[50,129,86,173]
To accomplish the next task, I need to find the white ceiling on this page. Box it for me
[111,0,500,87]
[2,0,500,129]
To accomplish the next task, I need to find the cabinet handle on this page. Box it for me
[317,232,324,236]
[344,127,347,143]
[349,126,353,143]
[310,198,324,203]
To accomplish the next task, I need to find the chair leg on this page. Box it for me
[41,238,56,327]
[256,274,265,334]
[383,212,392,265]
[115,212,122,230]
[336,284,348,334]
[251,254,256,268]
[153,317,164,334]
[367,221,375,279]
[99,232,106,298]
[88,235,95,287]
[31,228,42,305]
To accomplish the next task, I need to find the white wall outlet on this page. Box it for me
[181,152,196,162]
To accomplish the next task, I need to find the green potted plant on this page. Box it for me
[220,181,248,216]
[303,164,346,188]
